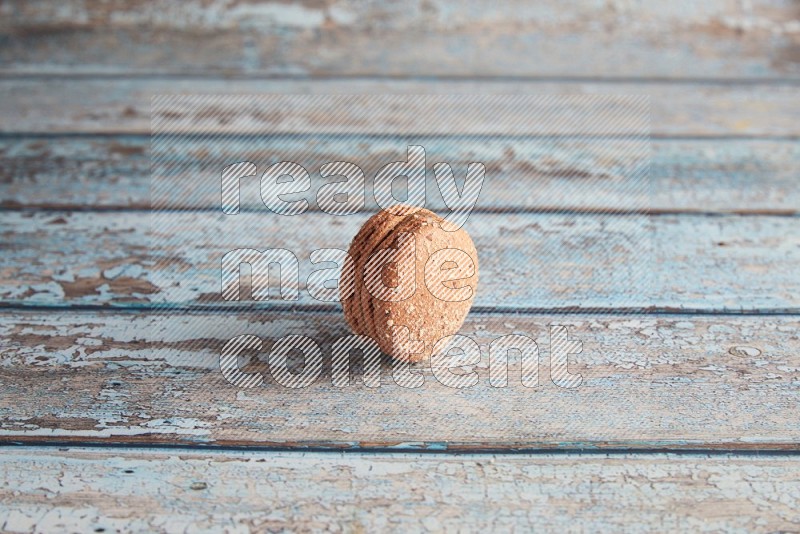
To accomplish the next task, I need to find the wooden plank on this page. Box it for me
[1,211,797,311]
[1,79,798,136]
[2,0,800,80]
[1,310,798,449]
[2,136,798,214]
[1,448,799,532]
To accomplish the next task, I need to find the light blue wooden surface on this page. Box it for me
[1,0,799,531]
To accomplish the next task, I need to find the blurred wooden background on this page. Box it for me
[1,0,799,531]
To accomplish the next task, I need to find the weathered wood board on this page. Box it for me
[2,211,797,311]
[2,0,800,80]
[2,0,800,527]
[1,79,799,136]
[1,448,799,532]
[2,136,798,214]
[1,311,798,449]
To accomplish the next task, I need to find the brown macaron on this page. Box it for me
[342,207,479,362]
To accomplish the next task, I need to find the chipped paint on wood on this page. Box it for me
[1,447,799,532]
[1,79,799,136]
[1,136,798,214]
[1,311,798,448]
[1,211,798,311]
[1,0,799,525]
[2,0,800,79]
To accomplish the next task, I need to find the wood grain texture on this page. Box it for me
[1,79,799,136]
[1,311,798,449]
[2,0,800,79]
[2,136,798,214]
[1,0,798,521]
[2,211,798,311]
[1,447,800,532]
